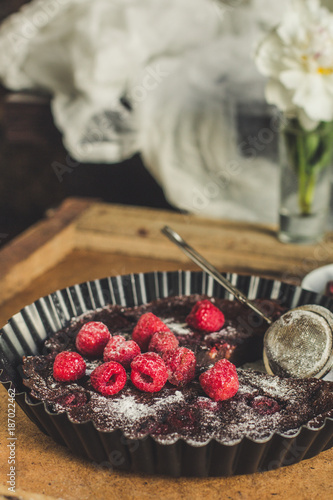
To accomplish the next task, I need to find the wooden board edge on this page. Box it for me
[0,198,95,304]
[75,201,280,235]
[72,202,333,283]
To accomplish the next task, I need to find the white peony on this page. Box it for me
[255,0,333,129]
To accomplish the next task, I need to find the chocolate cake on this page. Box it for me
[22,294,333,446]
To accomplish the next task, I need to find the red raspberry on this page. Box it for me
[186,299,225,333]
[103,335,141,369]
[130,352,168,392]
[90,361,127,396]
[104,335,126,349]
[132,313,170,350]
[148,331,179,354]
[75,321,111,357]
[199,359,239,401]
[162,347,196,386]
[53,351,86,382]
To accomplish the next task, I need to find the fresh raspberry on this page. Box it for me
[148,331,179,354]
[105,335,126,349]
[90,361,127,396]
[162,347,196,386]
[75,321,111,357]
[53,351,86,382]
[186,299,225,332]
[132,313,170,350]
[250,396,280,415]
[199,359,239,401]
[103,335,141,369]
[130,352,168,392]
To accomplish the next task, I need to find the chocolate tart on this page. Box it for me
[1,271,333,476]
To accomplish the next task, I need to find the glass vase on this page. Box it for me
[278,117,333,244]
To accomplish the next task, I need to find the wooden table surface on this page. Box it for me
[0,198,332,500]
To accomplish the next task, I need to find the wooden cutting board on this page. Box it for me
[0,197,332,500]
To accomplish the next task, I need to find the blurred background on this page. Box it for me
[1,0,332,247]
[0,0,174,246]
[0,85,172,244]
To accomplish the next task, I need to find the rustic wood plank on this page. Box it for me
[0,198,93,304]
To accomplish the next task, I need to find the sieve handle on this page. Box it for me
[161,225,272,325]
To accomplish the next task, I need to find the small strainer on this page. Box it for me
[162,226,333,379]
[263,304,333,378]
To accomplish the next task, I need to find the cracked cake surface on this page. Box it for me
[22,294,333,445]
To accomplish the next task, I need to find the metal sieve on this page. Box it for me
[162,226,333,379]
[263,305,333,379]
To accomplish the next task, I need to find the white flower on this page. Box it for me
[255,0,333,129]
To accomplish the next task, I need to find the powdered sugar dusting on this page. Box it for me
[29,362,333,445]
[77,387,187,437]
[164,319,191,336]
[92,394,152,420]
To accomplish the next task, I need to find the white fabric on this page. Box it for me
[0,0,289,222]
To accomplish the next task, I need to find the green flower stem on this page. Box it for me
[298,166,317,214]
[297,130,317,215]
[283,119,333,215]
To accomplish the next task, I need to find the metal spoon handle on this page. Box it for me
[161,225,272,325]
